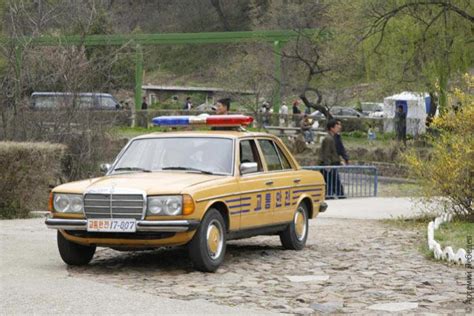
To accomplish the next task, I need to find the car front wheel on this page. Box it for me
[57,231,96,266]
[280,202,309,250]
[188,208,226,272]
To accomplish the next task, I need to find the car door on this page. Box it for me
[236,138,275,229]
[256,138,296,224]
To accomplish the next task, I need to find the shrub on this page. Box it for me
[2,109,129,181]
[404,74,473,220]
[0,142,66,219]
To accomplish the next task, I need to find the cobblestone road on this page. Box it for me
[69,218,469,315]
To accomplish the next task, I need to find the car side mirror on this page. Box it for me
[240,162,258,175]
[100,163,112,174]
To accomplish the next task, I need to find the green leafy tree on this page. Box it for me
[356,0,473,116]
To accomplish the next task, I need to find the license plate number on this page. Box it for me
[87,219,136,233]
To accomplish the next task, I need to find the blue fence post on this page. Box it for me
[374,167,378,197]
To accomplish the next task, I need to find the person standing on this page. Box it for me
[261,101,271,126]
[141,96,148,110]
[183,96,192,111]
[279,102,289,126]
[292,100,301,127]
[334,119,349,165]
[320,119,345,198]
[394,104,407,146]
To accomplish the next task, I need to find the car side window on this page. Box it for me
[239,140,263,172]
[76,96,94,109]
[275,144,292,170]
[258,139,283,171]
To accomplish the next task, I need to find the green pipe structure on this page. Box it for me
[135,44,143,111]
[1,30,319,111]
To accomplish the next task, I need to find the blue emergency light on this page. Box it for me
[152,116,190,126]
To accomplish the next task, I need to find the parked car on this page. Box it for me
[354,102,384,116]
[369,111,385,118]
[31,92,120,110]
[310,110,324,118]
[331,106,362,117]
[45,116,327,272]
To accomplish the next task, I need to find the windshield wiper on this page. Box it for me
[162,166,215,175]
[114,167,151,173]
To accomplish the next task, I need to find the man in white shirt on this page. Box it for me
[279,102,289,126]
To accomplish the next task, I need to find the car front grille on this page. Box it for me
[84,193,144,220]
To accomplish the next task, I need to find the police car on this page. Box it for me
[46,115,326,272]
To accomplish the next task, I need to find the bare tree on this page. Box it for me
[280,30,333,119]
[210,0,232,31]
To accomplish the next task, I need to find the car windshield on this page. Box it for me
[112,137,234,175]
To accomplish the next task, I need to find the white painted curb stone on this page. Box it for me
[427,214,467,265]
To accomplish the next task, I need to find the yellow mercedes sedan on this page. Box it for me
[46,127,326,272]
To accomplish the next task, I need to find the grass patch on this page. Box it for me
[384,215,473,261]
[383,213,433,230]
[343,137,396,148]
[435,220,474,250]
[377,182,423,197]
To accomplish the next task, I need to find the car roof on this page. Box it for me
[132,130,274,140]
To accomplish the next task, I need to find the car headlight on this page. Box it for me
[147,196,182,216]
[53,194,84,213]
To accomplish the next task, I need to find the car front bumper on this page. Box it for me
[45,218,200,232]
[319,201,328,213]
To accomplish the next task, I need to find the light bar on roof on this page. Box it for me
[152,115,253,127]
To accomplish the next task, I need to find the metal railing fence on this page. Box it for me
[303,165,378,199]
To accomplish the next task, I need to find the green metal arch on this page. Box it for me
[3,29,320,111]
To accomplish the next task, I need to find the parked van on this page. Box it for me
[31,92,120,110]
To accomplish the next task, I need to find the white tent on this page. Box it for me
[383,91,431,136]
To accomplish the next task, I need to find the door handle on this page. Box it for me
[293,178,301,183]
[265,180,274,185]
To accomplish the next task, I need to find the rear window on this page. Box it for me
[258,139,282,171]
[275,144,292,170]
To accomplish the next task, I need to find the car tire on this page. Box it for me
[57,231,96,266]
[279,202,309,250]
[188,208,226,272]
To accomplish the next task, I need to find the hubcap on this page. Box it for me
[206,219,224,260]
[294,207,307,241]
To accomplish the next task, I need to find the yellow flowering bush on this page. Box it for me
[405,74,473,219]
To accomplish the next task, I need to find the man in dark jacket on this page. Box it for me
[320,119,345,198]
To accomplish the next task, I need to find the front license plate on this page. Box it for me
[87,219,136,233]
